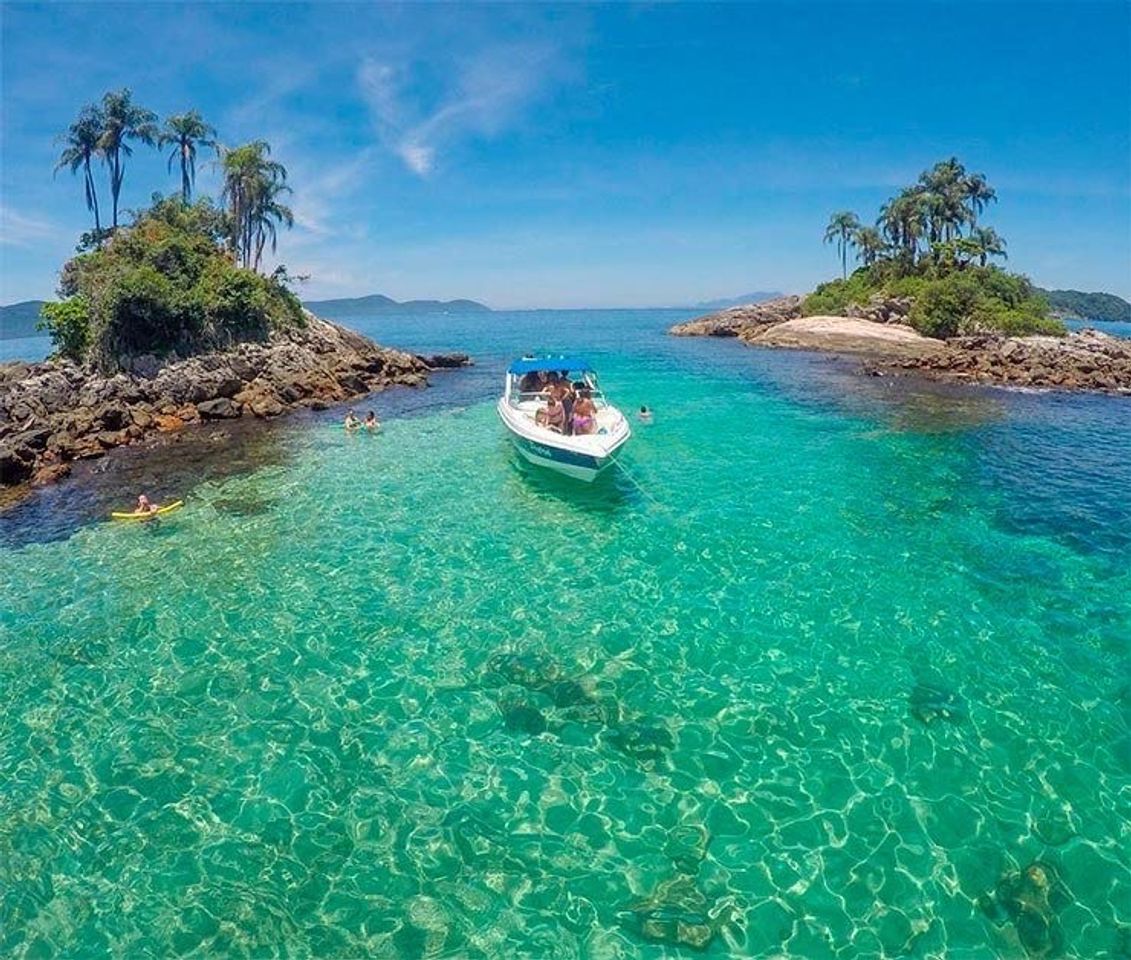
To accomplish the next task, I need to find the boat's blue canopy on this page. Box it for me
[507,356,594,375]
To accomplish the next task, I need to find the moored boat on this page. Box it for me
[496,356,631,481]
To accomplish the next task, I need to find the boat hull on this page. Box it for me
[496,398,628,482]
[511,433,612,481]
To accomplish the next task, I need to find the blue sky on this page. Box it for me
[2,1,1129,308]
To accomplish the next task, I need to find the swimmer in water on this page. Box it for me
[638,405,653,423]
[363,411,380,432]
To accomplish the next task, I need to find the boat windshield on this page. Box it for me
[511,368,606,405]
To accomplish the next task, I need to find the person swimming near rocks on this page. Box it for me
[363,411,380,432]
[638,405,653,423]
[135,494,159,514]
[344,409,361,432]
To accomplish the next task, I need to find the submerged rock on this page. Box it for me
[212,495,276,517]
[621,874,736,952]
[545,678,591,708]
[909,682,967,726]
[606,720,674,762]
[501,702,547,736]
[483,652,563,691]
[979,861,1070,958]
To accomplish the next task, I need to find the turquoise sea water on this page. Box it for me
[2,309,1129,958]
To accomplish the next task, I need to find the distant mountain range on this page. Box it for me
[0,300,47,339]
[692,292,782,310]
[303,293,491,319]
[5,287,1128,343]
[1037,288,1131,324]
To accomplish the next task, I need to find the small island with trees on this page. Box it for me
[672,158,1131,394]
[0,89,468,492]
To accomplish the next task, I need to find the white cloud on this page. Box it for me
[0,206,62,248]
[397,143,434,176]
[357,41,563,177]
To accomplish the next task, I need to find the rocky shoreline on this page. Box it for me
[0,314,470,491]
[671,296,1131,395]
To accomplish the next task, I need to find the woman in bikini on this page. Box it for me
[571,390,597,435]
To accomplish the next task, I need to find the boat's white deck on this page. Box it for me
[511,399,622,437]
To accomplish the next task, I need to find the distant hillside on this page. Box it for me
[0,300,47,340]
[693,292,782,310]
[1038,288,1131,323]
[304,293,491,319]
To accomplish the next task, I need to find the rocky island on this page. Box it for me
[0,314,469,489]
[671,295,1131,395]
[1,138,473,495]
[673,159,1131,396]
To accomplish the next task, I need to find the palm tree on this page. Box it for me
[251,180,295,271]
[158,111,218,204]
[852,226,887,267]
[918,158,971,242]
[969,226,1007,267]
[220,141,293,271]
[962,172,996,225]
[99,88,158,229]
[55,105,105,240]
[824,211,861,279]
[879,190,927,266]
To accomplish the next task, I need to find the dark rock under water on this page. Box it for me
[909,681,967,726]
[979,861,1071,958]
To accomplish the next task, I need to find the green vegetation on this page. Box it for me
[812,158,1063,339]
[43,91,301,367]
[41,198,303,368]
[1039,289,1131,323]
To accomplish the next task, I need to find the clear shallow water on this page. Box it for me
[1,310,1129,958]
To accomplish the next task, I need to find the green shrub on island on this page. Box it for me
[805,266,1063,339]
[39,196,303,368]
[813,157,1064,339]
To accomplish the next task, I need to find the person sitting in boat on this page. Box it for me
[344,409,361,431]
[571,390,598,434]
[536,395,566,432]
[548,378,575,435]
[363,411,380,432]
[519,370,545,393]
[136,494,159,514]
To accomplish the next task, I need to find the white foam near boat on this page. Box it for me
[496,356,631,481]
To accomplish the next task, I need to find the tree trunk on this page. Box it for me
[110,153,121,228]
[182,143,191,203]
[84,159,101,238]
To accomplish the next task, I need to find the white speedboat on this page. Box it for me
[497,356,631,481]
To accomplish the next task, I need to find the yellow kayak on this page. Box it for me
[111,500,184,521]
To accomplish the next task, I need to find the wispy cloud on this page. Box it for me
[358,41,564,177]
[0,206,64,248]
